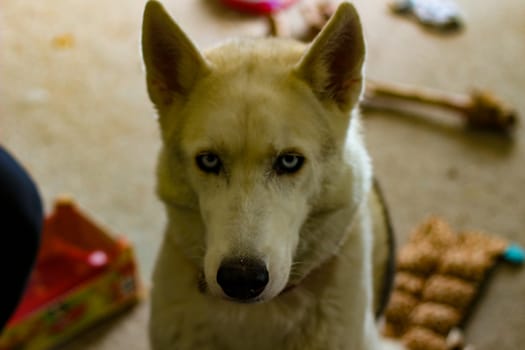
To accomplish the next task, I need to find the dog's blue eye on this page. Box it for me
[274,153,304,175]
[196,153,222,174]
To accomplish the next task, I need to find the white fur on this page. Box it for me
[142,1,404,349]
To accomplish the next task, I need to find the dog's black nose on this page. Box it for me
[217,257,269,301]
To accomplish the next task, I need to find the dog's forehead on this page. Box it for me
[181,85,325,158]
[177,38,338,159]
[180,86,326,159]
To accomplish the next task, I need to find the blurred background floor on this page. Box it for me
[1,0,524,349]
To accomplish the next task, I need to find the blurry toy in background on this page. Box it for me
[0,197,142,350]
[362,81,518,134]
[220,0,299,14]
[383,217,524,350]
[390,0,463,31]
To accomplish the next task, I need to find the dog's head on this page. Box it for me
[142,1,369,303]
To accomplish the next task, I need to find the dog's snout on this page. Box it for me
[216,257,269,301]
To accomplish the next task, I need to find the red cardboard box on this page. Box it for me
[0,197,142,350]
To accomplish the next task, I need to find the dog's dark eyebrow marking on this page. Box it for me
[320,135,337,158]
[169,331,181,346]
[198,271,208,293]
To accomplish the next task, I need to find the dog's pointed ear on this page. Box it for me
[142,0,209,109]
[295,2,365,112]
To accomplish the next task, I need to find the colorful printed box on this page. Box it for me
[0,197,142,350]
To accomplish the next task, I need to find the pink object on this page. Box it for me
[88,251,109,267]
[220,0,299,14]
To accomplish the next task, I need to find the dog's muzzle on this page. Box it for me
[216,257,269,301]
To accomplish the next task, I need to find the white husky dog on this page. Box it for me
[142,1,400,349]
